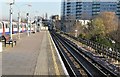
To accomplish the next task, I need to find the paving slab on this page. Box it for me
[2,31,64,76]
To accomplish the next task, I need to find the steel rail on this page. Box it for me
[58,32,119,77]
[51,32,82,76]
[51,31,107,77]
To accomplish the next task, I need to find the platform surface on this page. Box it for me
[2,31,64,76]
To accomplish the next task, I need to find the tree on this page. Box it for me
[54,20,61,30]
[70,20,83,36]
[21,18,27,23]
[87,12,119,47]
[99,12,118,36]
[92,17,105,36]
[81,12,91,20]
[116,21,120,43]
[63,15,76,32]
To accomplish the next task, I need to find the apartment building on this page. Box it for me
[61,0,117,20]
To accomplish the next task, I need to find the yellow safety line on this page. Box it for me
[48,32,60,75]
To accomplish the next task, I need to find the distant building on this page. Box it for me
[61,0,118,20]
[51,15,60,20]
[117,0,120,19]
[78,20,90,26]
[50,15,61,30]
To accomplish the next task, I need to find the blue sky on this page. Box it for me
[0,0,61,20]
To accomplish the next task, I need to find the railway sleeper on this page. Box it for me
[55,31,117,76]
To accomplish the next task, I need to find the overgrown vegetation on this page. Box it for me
[60,12,120,50]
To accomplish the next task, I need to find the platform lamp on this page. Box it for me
[18,12,21,39]
[26,13,30,36]
[8,0,15,40]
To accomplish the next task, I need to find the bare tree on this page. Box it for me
[116,21,120,43]
[99,12,118,36]
[81,12,91,20]
[54,20,61,30]
[63,15,76,32]
[70,20,83,36]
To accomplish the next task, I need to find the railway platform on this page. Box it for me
[2,31,65,76]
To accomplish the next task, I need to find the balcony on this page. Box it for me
[67,11,70,13]
[117,10,120,12]
[76,14,81,16]
[117,6,120,8]
[67,7,71,10]
[92,14,98,16]
[76,5,82,7]
[92,8,100,11]
[76,2,82,6]
[92,12,100,14]
[76,7,82,10]
[92,8,100,10]
[92,10,100,12]
[92,7,100,9]
[67,2,71,4]
[76,4,82,6]
[67,5,71,7]
[76,2,82,4]
[76,5,82,8]
[76,11,82,13]
[76,16,81,19]
[116,13,120,16]
[76,8,82,10]
[117,2,120,5]
[92,2,100,5]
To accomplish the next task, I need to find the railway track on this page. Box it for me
[50,31,119,77]
[61,32,120,61]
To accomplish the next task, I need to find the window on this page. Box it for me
[5,24,9,28]
[0,23,2,29]
[13,24,17,28]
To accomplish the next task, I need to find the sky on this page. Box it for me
[0,0,61,20]
[0,0,118,20]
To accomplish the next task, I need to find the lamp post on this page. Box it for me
[14,4,32,37]
[18,12,21,39]
[34,16,37,33]
[26,13,30,36]
[9,0,15,40]
[35,11,39,32]
[29,17,32,34]
[75,30,78,37]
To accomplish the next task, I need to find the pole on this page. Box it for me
[18,12,20,39]
[75,30,78,37]
[40,17,42,31]
[35,16,37,33]
[26,13,29,36]
[29,18,32,34]
[10,3,13,40]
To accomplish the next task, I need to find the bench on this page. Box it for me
[1,35,16,47]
